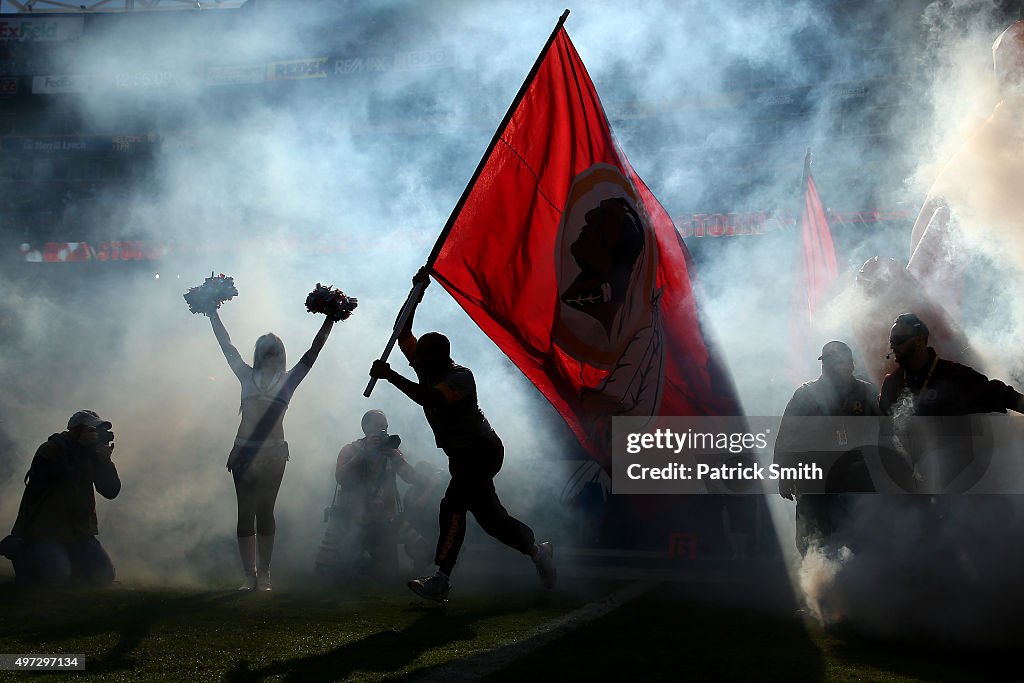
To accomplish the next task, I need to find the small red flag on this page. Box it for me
[785,168,839,382]
[430,27,742,468]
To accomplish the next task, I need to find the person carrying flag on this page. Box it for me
[365,11,746,589]
[369,269,555,603]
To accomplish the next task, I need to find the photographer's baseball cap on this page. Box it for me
[68,410,111,430]
[818,340,853,361]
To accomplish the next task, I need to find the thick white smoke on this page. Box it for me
[0,2,1023,644]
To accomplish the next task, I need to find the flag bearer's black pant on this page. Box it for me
[435,432,535,575]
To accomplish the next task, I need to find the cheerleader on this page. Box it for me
[208,309,334,591]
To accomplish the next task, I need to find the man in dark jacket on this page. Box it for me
[775,341,880,554]
[2,410,121,586]
[879,313,1024,492]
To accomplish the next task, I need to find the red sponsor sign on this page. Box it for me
[675,207,914,238]
[26,241,166,263]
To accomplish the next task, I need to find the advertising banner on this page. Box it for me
[32,74,89,95]
[0,17,84,43]
[265,57,329,81]
[205,64,265,87]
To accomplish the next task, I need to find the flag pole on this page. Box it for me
[365,9,571,397]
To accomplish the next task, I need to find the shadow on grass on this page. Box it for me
[223,601,532,683]
[821,627,1023,682]
[0,583,249,676]
[475,582,827,683]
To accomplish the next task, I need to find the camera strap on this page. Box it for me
[365,443,401,515]
[371,454,392,498]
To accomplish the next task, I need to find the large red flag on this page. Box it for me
[431,26,742,468]
[785,160,839,382]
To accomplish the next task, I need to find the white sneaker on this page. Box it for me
[256,573,273,591]
[238,574,257,591]
[407,573,450,603]
[533,542,556,589]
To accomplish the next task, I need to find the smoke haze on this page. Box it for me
[1,0,1023,644]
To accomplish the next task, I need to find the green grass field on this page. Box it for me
[0,574,604,682]
[490,581,1020,683]
[0,572,1018,682]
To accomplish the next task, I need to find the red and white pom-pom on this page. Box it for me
[305,283,358,322]
[184,272,238,316]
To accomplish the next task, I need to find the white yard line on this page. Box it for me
[411,579,657,682]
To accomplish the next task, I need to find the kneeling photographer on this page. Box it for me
[0,410,121,587]
[334,410,420,578]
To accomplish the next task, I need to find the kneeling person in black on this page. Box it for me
[2,410,120,587]
[369,271,555,602]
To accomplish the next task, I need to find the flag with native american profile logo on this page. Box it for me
[429,24,743,468]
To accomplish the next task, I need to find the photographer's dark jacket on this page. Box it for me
[335,438,417,521]
[11,433,121,542]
